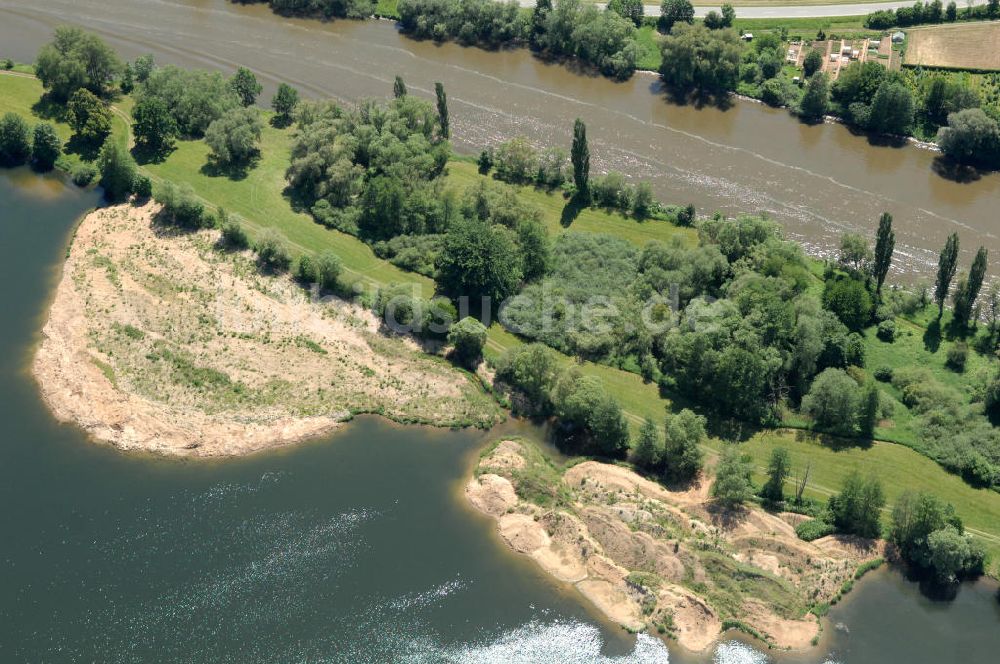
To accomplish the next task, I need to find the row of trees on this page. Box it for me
[0,113,61,170]
[866,0,999,29]
[397,0,641,79]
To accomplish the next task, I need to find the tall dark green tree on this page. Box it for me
[934,232,960,318]
[0,113,32,167]
[97,140,138,202]
[393,75,407,99]
[31,122,61,171]
[435,81,449,139]
[132,96,178,154]
[872,212,895,298]
[571,117,590,197]
[531,0,552,46]
[229,66,262,107]
[271,83,300,121]
[953,246,988,329]
[761,447,790,504]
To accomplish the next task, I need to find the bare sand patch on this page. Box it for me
[33,203,498,456]
[467,439,883,653]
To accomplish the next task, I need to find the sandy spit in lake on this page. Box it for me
[467,440,885,653]
[32,202,498,457]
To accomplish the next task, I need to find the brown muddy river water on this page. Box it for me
[2,0,999,282]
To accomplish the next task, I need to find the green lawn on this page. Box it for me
[635,25,662,72]
[3,71,999,574]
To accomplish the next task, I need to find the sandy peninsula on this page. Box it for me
[466,439,885,653]
[32,202,498,456]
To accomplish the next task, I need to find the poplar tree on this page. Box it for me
[934,232,960,318]
[872,212,895,298]
[435,81,449,139]
[953,246,988,328]
[571,117,589,197]
[393,75,407,98]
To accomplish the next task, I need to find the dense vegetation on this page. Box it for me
[865,0,999,30]
[398,0,642,79]
[5,27,1000,578]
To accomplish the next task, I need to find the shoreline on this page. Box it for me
[464,437,887,655]
[31,202,498,457]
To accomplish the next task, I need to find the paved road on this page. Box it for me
[514,0,990,19]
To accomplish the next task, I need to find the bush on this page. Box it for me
[448,316,488,368]
[133,174,153,199]
[71,163,98,187]
[802,368,863,436]
[795,518,836,541]
[295,254,318,284]
[315,251,343,292]
[219,214,250,249]
[876,319,896,342]
[946,342,968,372]
[154,181,209,228]
[823,275,873,332]
[255,228,292,272]
[873,365,893,382]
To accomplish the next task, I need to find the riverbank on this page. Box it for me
[32,202,498,456]
[466,437,886,652]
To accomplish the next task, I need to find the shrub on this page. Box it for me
[295,254,318,284]
[315,251,342,293]
[448,316,488,368]
[795,518,836,541]
[219,214,250,249]
[254,228,292,272]
[946,343,968,372]
[154,181,208,228]
[876,319,896,342]
[133,174,153,199]
[873,365,893,382]
[71,163,98,187]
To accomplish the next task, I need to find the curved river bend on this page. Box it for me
[1,0,999,282]
[2,169,1000,662]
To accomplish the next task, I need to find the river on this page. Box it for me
[1,168,999,662]
[1,0,999,283]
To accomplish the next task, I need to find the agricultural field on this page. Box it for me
[904,20,1000,71]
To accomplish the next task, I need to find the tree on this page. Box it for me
[67,89,112,144]
[859,381,880,438]
[872,212,895,298]
[829,471,885,539]
[393,75,408,99]
[271,83,300,121]
[31,122,61,171]
[946,0,957,20]
[517,219,550,282]
[133,54,155,83]
[798,72,829,122]
[937,108,1000,168]
[204,107,263,166]
[97,140,138,202]
[571,117,590,197]
[802,368,863,435]
[891,490,964,570]
[868,81,915,135]
[495,343,560,413]
[608,0,644,26]
[659,23,741,95]
[952,246,987,329]
[633,418,663,470]
[132,96,178,154]
[0,113,32,167]
[552,370,630,458]
[762,447,790,504]
[120,62,134,94]
[838,232,872,273]
[435,81,449,139]
[803,48,824,78]
[436,217,523,305]
[662,408,705,482]
[712,446,754,507]
[35,26,122,100]
[927,526,975,582]
[229,67,262,107]
[448,316,488,368]
[531,0,553,46]
[721,3,736,27]
[658,0,695,33]
[138,66,240,136]
[822,275,873,332]
[703,11,725,29]
[934,232,960,318]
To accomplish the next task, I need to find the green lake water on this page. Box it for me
[1,169,998,662]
